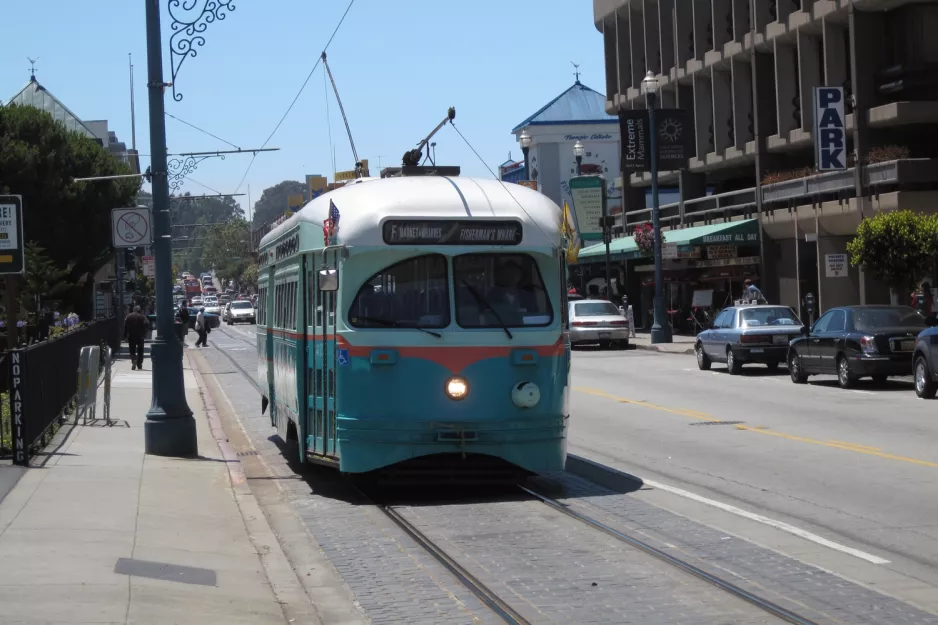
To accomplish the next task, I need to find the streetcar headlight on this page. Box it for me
[512,381,541,408]
[445,376,469,400]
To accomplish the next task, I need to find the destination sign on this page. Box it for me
[382,220,523,246]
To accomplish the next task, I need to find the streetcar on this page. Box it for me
[256,174,571,476]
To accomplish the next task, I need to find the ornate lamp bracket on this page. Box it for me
[167,153,225,192]
[168,0,236,102]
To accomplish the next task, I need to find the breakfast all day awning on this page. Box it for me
[576,219,759,262]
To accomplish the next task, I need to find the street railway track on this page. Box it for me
[212,326,817,625]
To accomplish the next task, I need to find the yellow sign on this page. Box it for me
[335,170,358,181]
[287,194,305,210]
[306,175,327,202]
[517,180,538,191]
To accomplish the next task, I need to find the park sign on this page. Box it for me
[0,195,25,275]
[813,87,847,171]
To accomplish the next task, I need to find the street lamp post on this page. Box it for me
[643,70,671,344]
[573,140,585,176]
[519,130,532,181]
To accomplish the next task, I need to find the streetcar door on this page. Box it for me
[321,249,339,459]
[308,252,325,457]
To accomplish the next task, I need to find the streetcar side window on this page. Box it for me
[454,253,553,328]
[348,254,450,329]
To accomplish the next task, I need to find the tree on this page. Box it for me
[846,210,938,295]
[252,180,306,227]
[240,263,258,291]
[201,219,251,283]
[0,104,140,317]
[21,242,72,314]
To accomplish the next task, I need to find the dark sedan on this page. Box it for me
[695,305,803,373]
[788,305,926,388]
[909,318,938,398]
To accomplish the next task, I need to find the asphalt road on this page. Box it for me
[569,347,938,607]
[204,324,938,615]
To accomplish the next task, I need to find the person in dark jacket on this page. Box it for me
[124,306,149,370]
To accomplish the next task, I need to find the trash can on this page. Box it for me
[174,321,186,343]
[146,314,156,340]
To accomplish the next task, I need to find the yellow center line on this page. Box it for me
[573,386,938,469]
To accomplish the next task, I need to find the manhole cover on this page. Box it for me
[689,420,745,426]
[236,450,260,457]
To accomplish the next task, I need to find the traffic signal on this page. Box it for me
[124,249,137,271]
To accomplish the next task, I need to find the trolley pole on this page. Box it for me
[143,0,196,456]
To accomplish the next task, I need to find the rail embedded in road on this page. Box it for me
[519,485,817,625]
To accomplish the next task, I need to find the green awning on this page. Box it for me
[577,219,759,262]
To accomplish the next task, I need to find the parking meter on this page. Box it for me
[805,293,816,326]
[916,291,926,313]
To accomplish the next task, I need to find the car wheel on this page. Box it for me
[726,348,742,375]
[837,355,855,389]
[789,350,808,384]
[695,343,711,370]
[766,362,779,372]
[914,357,937,399]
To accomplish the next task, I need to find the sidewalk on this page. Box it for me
[631,331,696,354]
[0,353,307,624]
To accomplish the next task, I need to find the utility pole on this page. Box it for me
[143,0,196,456]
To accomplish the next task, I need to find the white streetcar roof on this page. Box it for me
[260,176,563,250]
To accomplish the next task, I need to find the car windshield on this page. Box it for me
[853,307,925,331]
[739,307,800,327]
[232,301,252,309]
[454,253,552,328]
[573,302,620,316]
[349,254,450,329]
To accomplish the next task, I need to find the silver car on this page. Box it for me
[695,304,803,374]
[569,299,630,349]
[227,300,256,325]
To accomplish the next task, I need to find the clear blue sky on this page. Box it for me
[1,0,605,218]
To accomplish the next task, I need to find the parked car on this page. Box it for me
[788,305,925,388]
[227,300,256,325]
[909,316,938,398]
[568,299,629,349]
[696,304,803,373]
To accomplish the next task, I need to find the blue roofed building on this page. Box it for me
[511,81,621,241]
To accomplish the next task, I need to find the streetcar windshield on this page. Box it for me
[454,253,552,328]
[349,254,450,329]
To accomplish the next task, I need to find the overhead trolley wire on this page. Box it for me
[235,0,357,193]
[449,122,557,248]
[165,112,241,150]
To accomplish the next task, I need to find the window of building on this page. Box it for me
[454,253,552,328]
[349,255,450,329]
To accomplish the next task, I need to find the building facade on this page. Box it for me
[590,0,938,322]
[512,82,623,234]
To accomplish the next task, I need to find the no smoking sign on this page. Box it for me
[111,207,152,248]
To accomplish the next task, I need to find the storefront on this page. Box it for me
[575,219,762,332]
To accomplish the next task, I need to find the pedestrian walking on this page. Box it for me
[123,306,148,370]
[195,307,209,348]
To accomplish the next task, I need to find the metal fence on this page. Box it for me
[1,318,120,464]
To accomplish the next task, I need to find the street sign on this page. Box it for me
[655,109,691,171]
[620,111,650,173]
[825,253,848,278]
[111,207,152,248]
[620,109,689,172]
[569,176,605,239]
[142,255,155,278]
[335,169,358,181]
[814,87,847,171]
[0,195,25,275]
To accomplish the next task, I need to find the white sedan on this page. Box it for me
[227,300,256,324]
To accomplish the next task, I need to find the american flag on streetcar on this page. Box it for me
[329,200,340,231]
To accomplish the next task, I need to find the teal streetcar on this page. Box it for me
[256,174,571,476]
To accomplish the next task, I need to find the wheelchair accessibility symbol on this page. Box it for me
[337,348,350,366]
